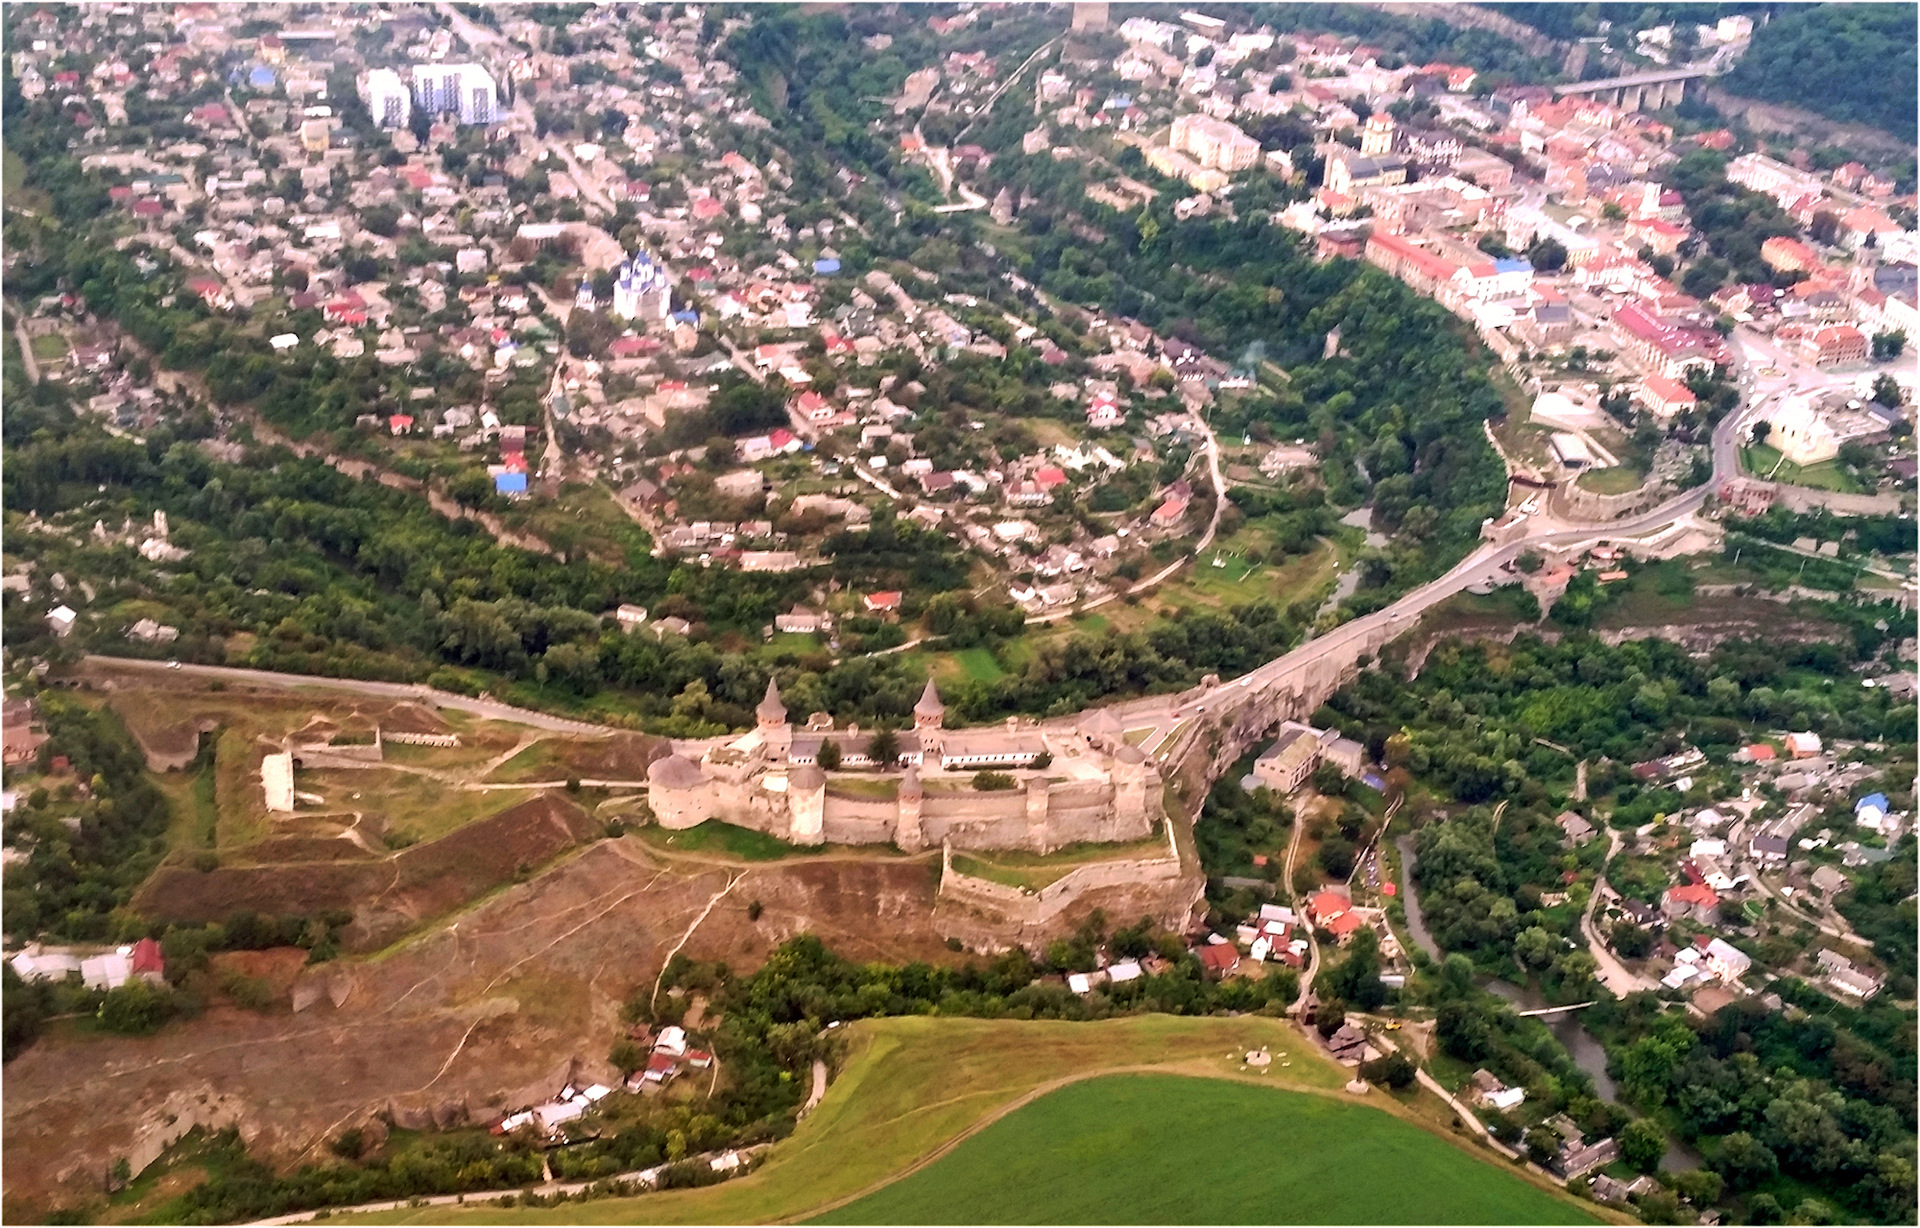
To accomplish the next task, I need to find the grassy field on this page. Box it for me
[816,1074,1600,1225]
[3,144,52,213]
[1573,465,1645,496]
[632,820,809,862]
[952,646,1006,682]
[949,831,1168,891]
[1740,445,1865,494]
[29,331,68,361]
[358,1014,1370,1226]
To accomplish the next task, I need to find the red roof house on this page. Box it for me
[1197,942,1241,975]
[130,937,165,983]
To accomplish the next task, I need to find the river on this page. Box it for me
[1396,834,1700,1170]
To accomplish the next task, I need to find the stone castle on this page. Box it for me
[645,679,1161,852]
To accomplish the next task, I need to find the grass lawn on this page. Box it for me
[1740,445,1866,494]
[1573,466,1645,496]
[633,820,805,862]
[3,144,52,213]
[949,832,1167,891]
[29,331,68,361]
[825,776,899,800]
[953,646,1005,682]
[816,1074,1599,1225]
[362,1014,1367,1226]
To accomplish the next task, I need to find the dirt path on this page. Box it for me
[802,1059,828,1115]
[13,312,42,383]
[652,870,748,1005]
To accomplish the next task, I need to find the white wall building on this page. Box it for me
[411,62,498,125]
[1767,395,1840,466]
[360,68,411,129]
[1170,113,1260,172]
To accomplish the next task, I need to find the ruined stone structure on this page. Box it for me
[645,679,1161,853]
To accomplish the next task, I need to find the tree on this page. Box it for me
[1871,370,1905,404]
[609,1040,645,1077]
[1314,998,1346,1037]
[1620,1118,1667,1172]
[1611,923,1654,959]
[972,770,1014,791]
[1751,420,1772,446]
[816,738,842,770]
[867,727,900,769]
[99,979,177,1035]
[1311,761,1349,797]
[1360,1051,1416,1088]
[1514,925,1558,969]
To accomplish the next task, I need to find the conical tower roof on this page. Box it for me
[757,676,787,723]
[914,677,944,720]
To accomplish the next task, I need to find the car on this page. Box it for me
[166,660,181,669]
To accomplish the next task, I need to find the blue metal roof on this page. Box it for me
[813,258,841,275]
[248,65,275,88]
[494,472,528,494]
[1492,258,1533,275]
[1857,792,1889,812]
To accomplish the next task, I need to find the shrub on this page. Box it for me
[972,770,1015,791]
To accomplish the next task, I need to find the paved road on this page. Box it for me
[84,656,615,735]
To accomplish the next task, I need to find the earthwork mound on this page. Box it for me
[132,792,600,949]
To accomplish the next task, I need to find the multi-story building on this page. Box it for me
[1364,232,1460,296]
[1170,113,1260,172]
[1611,305,1720,380]
[1761,236,1821,275]
[1726,152,1824,208]
[411,62,498,125]
[360,67,411,129]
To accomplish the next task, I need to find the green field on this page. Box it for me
[29,331,68,361]
[633,820,810,862]
[1740,445,1866,494]
[353,1015,1378,1225]
[347,1017,1604,1227]
[953,646,1006,681]
[816,1074,1598,1225]
[1573,465,1645,496]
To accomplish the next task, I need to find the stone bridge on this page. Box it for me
[1554,68,1706,113]
[1154,600,1433,792]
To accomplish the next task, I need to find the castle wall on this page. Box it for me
[933,824,1200,945]
[919,788,1033,850]
[820,795,898,846]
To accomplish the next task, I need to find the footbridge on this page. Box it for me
[1515,1001,1596,1017]
[1554,68,1707,113]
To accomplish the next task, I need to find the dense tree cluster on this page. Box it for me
[1662,150,1804,293]
[0,695,172,941]
[1721,4,1918,142]
[1584,989,1916,1224]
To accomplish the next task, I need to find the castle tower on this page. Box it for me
[895,765,925,852]
[1111,743,1154,838]
[913,678,945,759]
[1024,775,1052,854]
[787,764,825,846]
[757,677,792,761]
[1360,112,1396,157]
